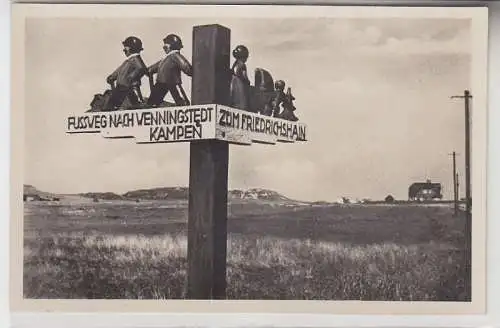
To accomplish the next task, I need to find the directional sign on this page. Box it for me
[66,104,307,145]
[64,23,308,300]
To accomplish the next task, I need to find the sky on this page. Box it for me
[24,16,472,202]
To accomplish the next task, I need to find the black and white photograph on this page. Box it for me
[9,4,489,314]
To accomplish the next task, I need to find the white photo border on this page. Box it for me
[4,0,499,327]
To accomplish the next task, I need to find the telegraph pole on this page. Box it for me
[451,90,472,219]
[450,89,472,300]
[449,151,459,216]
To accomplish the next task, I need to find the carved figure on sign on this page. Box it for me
[103,36,149,111]
[279,87,299,122]
[252,68,275,116]
[88,90,113,112]
[230,45,251,111]
[271,80,286,118]
[147,34,193,107]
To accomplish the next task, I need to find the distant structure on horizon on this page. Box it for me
[23,184,60,202]
[408,179,443,201]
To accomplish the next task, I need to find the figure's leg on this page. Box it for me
[167,85,185,105]
[272,104,281,117]
[105,85,129,111]
[126,89,140,108]
[147,83,169,106]
[132,86,144,103]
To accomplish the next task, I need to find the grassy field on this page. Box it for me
[23,201,470,300]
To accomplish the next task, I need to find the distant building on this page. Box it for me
[335,197,351,204]
[408,179,443,201]
[23,195,41,202]
[23,194,60,202]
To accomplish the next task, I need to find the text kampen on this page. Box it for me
[67,107,214,142]
[66,105,306,142]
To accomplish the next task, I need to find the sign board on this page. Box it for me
[66,104,308,145]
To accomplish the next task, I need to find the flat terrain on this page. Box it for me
[23,200,470,300]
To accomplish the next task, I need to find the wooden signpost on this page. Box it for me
[187,24,230,300]
[66,24,307,299]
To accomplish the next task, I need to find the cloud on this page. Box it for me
[350,18,470,41]
[250,18,471,85]
[359,27,471,55]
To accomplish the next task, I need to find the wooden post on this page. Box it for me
[187,24,231,299]
[463,90,472,300]
[451,89,472,300]
[451,91,472,216]
[464,90,472,224]
[450,151,458,216]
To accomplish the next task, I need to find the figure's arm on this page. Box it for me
[177,53,193,77]
[272,91,285,107]
[240,64,250,85]
[147,60,161,76]
[233,62,250,85]
[230,61,238,75]
[134,56,154,91]
[106,65,120,85]
[127,58,148,83]
[127,70,140,83]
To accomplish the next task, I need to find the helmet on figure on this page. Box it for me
[122,36,143,53]
[163,34,184,50]
[275,80,285,91]
[232,45,249,60]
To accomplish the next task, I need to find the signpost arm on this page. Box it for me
[187,24,231,300]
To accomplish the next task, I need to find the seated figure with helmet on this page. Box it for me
[103,36,149,111]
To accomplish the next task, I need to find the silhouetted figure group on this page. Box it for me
[90,35,299,122]
[229,45,299,122]
[94,34,192,112]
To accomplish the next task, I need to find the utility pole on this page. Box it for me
[451,90,472,220]
[464,91,472,222]
[450,89,472,300]
[448,151,459,216]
